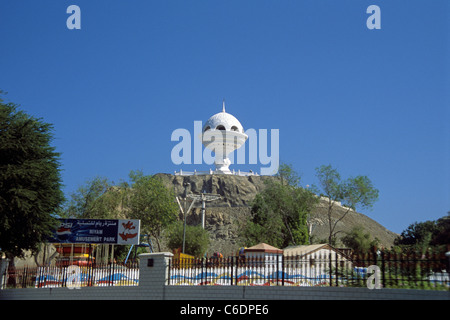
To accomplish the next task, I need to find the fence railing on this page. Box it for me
[1,261,139,289]
[3,249,449,291]
[174,169,259,176]
[168,249,450,290]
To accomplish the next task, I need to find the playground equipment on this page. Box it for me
[54,244,96,267]
[123,235,153,264]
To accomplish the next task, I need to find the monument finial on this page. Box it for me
[222,99,226,113]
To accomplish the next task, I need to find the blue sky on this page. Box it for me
[0,0,448,234]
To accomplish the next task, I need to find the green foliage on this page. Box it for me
[243,164,318,248]
[126,170,178,252]
[395,220,436,246]
[341,226,379,255]
[432,213,450,245]
[0,98,64,258]
[166,221,210,257]
[244,192,285,247]
[315,164,379,244]
[395,213,450,249]
[63,176,125,219]
[61,170,183,253]
[316,164,379,211]
[111,244,149,263]
[277,163,300,187]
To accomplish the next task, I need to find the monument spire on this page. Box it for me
[222,99,226,113]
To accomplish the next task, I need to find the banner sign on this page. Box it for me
[48,219,140,245]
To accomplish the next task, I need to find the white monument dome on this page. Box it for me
[203,102,245,134]
[202,101,248,174]
[175,100,256,176]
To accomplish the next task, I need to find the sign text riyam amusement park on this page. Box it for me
[48,219,140,245]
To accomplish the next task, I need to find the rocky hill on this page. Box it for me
[156,173,398,254]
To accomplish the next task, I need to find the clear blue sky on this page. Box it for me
[0,0,448,234]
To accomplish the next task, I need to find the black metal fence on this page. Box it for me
[1,261,139,289]
[168,249,450,290]
[3,248,449,291]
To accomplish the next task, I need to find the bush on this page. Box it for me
[166,221,210,257]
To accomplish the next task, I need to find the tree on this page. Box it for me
[395,220,436,247]
[63,176,125,219]
[315,164,379,245]
[166,221,210,257]
[395,213,450,248]
[432,213,450,246]
[244,190,285,247]
[0,96,64,260]
[342,226,379,255]
[244,164,318,248]
[126,170,178,252]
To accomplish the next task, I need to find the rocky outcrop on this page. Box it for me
[155,173,398,254]
[156,173,272,207]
